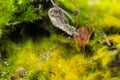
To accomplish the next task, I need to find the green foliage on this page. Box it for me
[0,0,47,38]
[12,0,45,22]
[0,0,120,80]
[0,0,16,26]
[57,0,89,26]
[0,0,45,26]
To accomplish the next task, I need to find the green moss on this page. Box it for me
[1,0,120,80]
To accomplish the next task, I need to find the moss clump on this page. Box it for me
[0,0,120,80]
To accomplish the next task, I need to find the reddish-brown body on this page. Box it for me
[74,27,93,47]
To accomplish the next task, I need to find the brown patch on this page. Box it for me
[74,27,93,47]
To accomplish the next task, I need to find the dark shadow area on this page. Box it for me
[56,40,94,59]
[6,21,50,43]
[103,26,120,35]
[102,40,117,50]
[0,20,51,63]
[83,45,94,57]
[109,49,120,77]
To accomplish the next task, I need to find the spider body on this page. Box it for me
[74,27,93,47]
[49,0,111,53]
[48,0,93,48]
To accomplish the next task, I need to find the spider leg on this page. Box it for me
[86,5,95,27]
[72,0,80,28]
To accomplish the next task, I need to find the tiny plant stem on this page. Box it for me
[98,32,111,47]
[6,21,22,26]
[0,21,22,29]
[102,33,111,47]
[51,0,57,7]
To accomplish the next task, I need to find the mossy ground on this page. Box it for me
[0,0,120,80]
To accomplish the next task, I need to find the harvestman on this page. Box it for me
[48,0,112,50]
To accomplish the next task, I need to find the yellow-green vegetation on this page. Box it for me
[0,0,120,80]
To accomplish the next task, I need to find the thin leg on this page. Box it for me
[81,46,86,54]
[72,0,80,28]
[86,5,94,27]
[76,10,80,28]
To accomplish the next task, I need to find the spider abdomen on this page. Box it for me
[74,27,92,47]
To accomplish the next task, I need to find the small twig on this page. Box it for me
[102,33,111,47]
[0,21,22,29]
[34,5,42,12]
[6,21,22,26]
[51,0,58,7]
[39,46,58,62]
